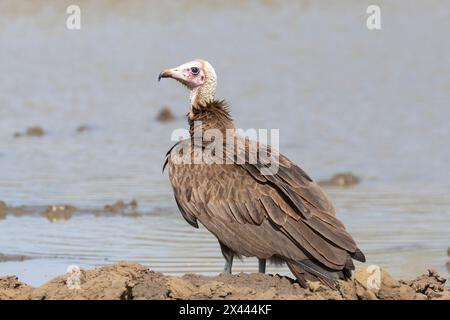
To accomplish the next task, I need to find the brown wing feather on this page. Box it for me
[165,137,365,277]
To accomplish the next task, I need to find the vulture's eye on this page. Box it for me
[191,67,200,75]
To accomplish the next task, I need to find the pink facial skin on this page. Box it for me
[178,61,206,89]
[162,61,206,103]
[159,59,216,105]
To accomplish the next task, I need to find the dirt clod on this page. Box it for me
[0,276,31,300]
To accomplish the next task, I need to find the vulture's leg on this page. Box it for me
[258,258,266,274]
[219,242,234,274]
[224,257,233,274]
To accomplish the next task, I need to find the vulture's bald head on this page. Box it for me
[159,59,217,107]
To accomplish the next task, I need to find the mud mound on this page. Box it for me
[156,107,175,122]
[43,205,76,222]
[0,262,448,300]
[14,126,45,138]
[318,172,360,187]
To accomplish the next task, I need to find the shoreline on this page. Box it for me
[1,262,448,300]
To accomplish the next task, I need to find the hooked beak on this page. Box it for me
[158,66,192,89]
[158,69,173,81]
[158,67,185,82]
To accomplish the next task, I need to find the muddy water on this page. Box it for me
[0,1,449,286]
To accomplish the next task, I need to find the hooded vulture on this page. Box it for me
[159,59,365,287]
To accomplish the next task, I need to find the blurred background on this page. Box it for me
[0,0,449,286]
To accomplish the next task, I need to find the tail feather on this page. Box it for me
[351,248,366,262]
[287,262,335,288]
[287,258,354,289]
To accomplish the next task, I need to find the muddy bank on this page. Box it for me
[0,254,29,263]
[0,262,448,300]
[0,200,145,221]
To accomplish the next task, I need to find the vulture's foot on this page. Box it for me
[219,242,234,274]
[258,258,266,273]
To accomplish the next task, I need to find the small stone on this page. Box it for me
[76,125,91,133]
